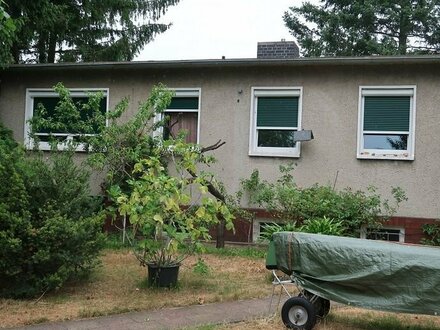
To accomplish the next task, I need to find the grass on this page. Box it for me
[214,306,440,330]
[102,232,132,250]
[0,246,271,328]
[3,239,440,330]
[103,233,268,259]
[203,245,267,259]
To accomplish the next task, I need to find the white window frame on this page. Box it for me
[357,86,416,160]
[360,226,405,243]
[249,87,303,158]
[252,218,285,242]
[154,88,201,144]
[25,88,109,151]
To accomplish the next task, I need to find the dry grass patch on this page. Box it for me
[0,249,271,328]
[218,305,440,330]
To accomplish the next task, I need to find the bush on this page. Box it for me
[421,221,440,246]
[242,164,406,237]
[0,124,104,298]
[300,216,345,236]
[258,217,344,241]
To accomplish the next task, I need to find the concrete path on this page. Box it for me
[10,297,282,330]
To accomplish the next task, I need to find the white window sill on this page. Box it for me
[357,152,414,161]
[249,150,300,158]
[26,141,90,152]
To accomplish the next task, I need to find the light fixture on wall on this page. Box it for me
[293,130,314,142]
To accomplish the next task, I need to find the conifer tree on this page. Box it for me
[6,0,180,63]
[284,0,440,56]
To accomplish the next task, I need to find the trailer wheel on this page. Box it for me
[281,297,317,330]
[301,291,331,318]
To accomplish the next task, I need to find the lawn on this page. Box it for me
[0,246,271,328]
[216,305,440,330]
[216,306,440,330]
[3,245,440,330]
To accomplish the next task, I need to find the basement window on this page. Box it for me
[361,227,405,243]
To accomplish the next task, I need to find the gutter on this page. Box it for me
[4,55,440,72]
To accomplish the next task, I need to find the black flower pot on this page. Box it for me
[147,264,180,287]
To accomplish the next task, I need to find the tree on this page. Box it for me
[284,0,440,56]
[29,83,244,249]
[0,0,17,66]
[6,0,180,63]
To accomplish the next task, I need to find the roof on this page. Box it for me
[5,55,440,71]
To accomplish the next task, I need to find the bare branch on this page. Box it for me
[201,140,226,153]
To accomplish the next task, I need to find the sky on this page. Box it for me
[136,0,299,61]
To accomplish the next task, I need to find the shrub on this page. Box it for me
[242,164,406,237]
[421,221,440,246]
[259,222,298,241]
[300,216,345,236]
[0,124,104,298]
[258,217,344,241]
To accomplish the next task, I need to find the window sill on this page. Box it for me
[249,150,300,158]
[26,141,90,152]
[357,152,414,161]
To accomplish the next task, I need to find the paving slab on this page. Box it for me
[9,297,281,330]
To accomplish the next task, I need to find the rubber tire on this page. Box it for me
[281,297,317,330]
[301,291,331,318]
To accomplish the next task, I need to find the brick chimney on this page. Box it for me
[257,40,299,59]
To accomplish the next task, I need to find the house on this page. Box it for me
[1,42,439,244]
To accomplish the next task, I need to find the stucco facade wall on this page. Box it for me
[1,63,439,218]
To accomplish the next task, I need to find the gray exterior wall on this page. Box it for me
[1,61,439,219]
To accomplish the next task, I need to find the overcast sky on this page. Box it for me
[136,0,299,61]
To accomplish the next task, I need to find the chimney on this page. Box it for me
[257,40,299,59]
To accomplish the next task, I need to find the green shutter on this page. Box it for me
[363,96,410,131]
[168,97,199,110]
[256,97,298,127]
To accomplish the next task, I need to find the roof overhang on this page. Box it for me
[4,55,440,72]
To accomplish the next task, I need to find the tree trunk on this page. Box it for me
[216,218,226,249]
[47,34,57,63]
[187,140,230,249]
[9,3,21,63]
[37,34,47,63]
[11,44,20,64]
[398,7,409,55]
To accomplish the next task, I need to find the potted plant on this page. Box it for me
[115,139,235,287]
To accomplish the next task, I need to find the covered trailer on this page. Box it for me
[269,232,440,329]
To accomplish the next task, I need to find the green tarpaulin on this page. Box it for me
[273,232,440,315]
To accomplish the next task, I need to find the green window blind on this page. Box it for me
[168,97,199,110]
[256,97,298,127]
[363,96,410,132]
[33,96,107,134]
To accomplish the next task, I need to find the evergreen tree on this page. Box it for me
[284,0,440,56]
[0,0,17,66]
[6,0,180,63]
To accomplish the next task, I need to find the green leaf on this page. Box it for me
[195,207,205,218]
[153,214,163,223]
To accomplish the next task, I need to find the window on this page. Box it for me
[25,88,108,151]
[361,227,405,243]
[159,89,200,144]
[252,218,286,242]
[249,87,302,157]
[357,86,416,160]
